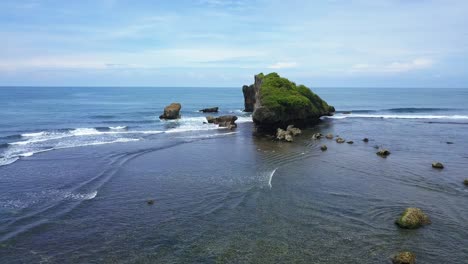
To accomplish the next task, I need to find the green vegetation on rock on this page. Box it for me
[257,73,333,116]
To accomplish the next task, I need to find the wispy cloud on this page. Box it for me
[350,58,434,74]
[267,62,298,69]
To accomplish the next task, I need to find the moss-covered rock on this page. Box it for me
[246,73,334,132]
[392,251,416,264]
[395,207,431,229]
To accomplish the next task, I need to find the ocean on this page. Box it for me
[0,87,467,263]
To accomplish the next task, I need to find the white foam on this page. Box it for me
[65,191,97,200]
[21,131,46,137]
[236,116,253,123]
[71,128,101,136]
[109,126,127,130]
[268,168,278,189]
[325,114,468,120]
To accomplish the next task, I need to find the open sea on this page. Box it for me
[0,87,467,263]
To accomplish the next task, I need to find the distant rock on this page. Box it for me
[342,111,352,115]
[312,133,323,140]
[392,252,416,264]
[464,179,468,186]
[159,103,181,119]
[242,84,256,112]
[395,207,431,229]
[446,141,454,144]
[320,145,327,151]
[376,149,391,157]
[363,138,369,142]
[146,199,155,205]
[206,115,238,129]
[244,73,334,133]
[347,141,354,144]
[336,138,345,144]
[199,107,219,113]
[432,162,444,169]
[325,133,334,139]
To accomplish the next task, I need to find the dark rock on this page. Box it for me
[147,199,155,205]
[376,149,391,157]
[336,138,345,144]
[320,145,327,151]
[159,103,181,119]
[325,133,333,139]
[347,141,354,144]
[206,115,238,128]
[342,111,352,114]
[244,73,334,133]
[395,207,431,229]
[363,138,369,142]
[432,162,444,169]
[392,252,416,264]
[464,179,468,186]
[199,107,218,113]
[446,141,454,144]
[242,84,256,112]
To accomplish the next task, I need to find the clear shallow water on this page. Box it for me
[0,87,467,263]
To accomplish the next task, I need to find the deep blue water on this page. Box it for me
[0,87,467,263]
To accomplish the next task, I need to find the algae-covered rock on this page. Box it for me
[336,138,345,143]
[376,149,391,157]
[392,251,416,264]
[245,73,334,132]
[432,162,444,169]
[395,207,431,229]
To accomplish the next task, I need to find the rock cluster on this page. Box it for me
[206,115,238,130]
[276,125,302,142]
[159,103,181,119]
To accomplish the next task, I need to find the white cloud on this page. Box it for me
[267,62,298,69]
[350,58,434,74]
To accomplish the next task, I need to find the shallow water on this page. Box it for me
[0,87,467,263]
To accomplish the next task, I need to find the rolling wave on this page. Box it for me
[325,114,468,120]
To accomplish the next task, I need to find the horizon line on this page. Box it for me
[1,85,467,89]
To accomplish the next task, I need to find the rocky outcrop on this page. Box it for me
[432,162,444,169]
[376,149,391,157]
[276,125,302,142]
[242,84,256,112]
[244,73,334,133]
[395,207,431,229]
[199,107,218,113]
[159,103,181,119]
[392,252,416,264]
[206,115,238,129]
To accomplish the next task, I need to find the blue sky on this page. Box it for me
[1,0,467,87]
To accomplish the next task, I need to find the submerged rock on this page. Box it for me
[146,199,155,205]
[376,149,391,157]
[159,103,181,119]
[392,252,416,264]
[199,107,218,113]
[244,73,334,133]
[206,115,238,129]
[446,141,454,144]
[312,133,323,140]
[347,141,354,144]
[242,84,256,112]
[325,133,333,139]
[395,207,431,229]
[363,138,369,142]
[336,138,345,144]
[432,162,444,169]
[320,145,327,151]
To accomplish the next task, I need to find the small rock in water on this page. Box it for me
[147,199,155,205]
[312,133,323,140]
[325,133,333,139]
[432,162,444,169]
[199,107,219,113]
[395,207,431,229]
[446,141,454,144]
[347,141,354,144]
[376,149,391,157]
[392,251,416,264]
[336,137,345,144]
[464,179,468,186]
[363,138,369,142]
[320,145,327,151]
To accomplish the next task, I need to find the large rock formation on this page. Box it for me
[159,103,181,119]
[242,84,256,112]
[243,73,334,132]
